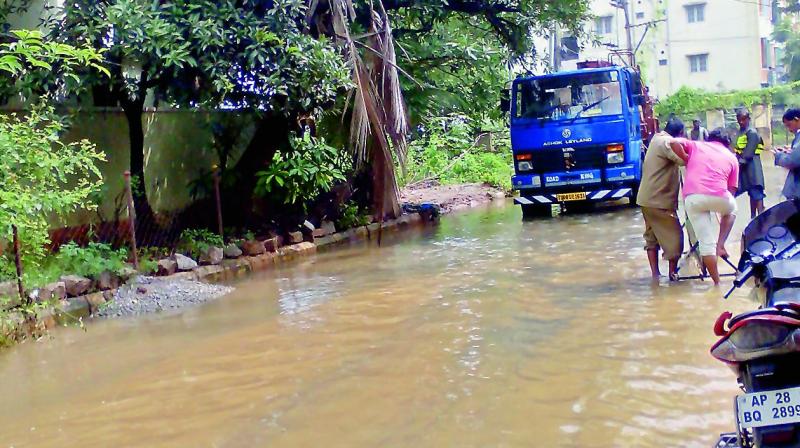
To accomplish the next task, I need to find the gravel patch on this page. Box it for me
[95,276,234,318]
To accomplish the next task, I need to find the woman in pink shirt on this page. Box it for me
[668,129,739,285]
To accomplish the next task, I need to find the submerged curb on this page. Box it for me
[24,212,428,332]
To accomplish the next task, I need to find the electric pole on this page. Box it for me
[552,24,562,72]
[610,0,634,65]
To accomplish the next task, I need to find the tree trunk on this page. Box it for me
[224,113,292,226]
[121,98,157,240]
[371,145,401,220]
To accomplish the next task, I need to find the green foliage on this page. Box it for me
[54,0,352,114]
[178,229,223,260]
[773,124,793,148]
[450,151,513,190]
[655,83,800,120]
[336,202,371,230]
[396,17,509,123]
[255,133,348,206]
[403,115,512,190]
[0,297,53,348]
[133,246,170,275]
[0,254,59,287]
[55,242,129,279]
[392,1,589,125]
[0,31,105,297]
[0,29,108,99]
[774,17,800,82]
[0,106,105,278]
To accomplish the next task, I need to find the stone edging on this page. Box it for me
[25,212,427,331]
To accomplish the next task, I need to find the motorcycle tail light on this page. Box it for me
[729,322,792,350]
[712,323,798,363]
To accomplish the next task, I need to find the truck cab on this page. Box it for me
[509,64,651,217]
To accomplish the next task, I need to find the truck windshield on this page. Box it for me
[514,71,623,121]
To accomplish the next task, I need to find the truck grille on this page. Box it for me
[530,146,606,173]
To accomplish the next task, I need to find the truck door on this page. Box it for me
[621,70,643,173]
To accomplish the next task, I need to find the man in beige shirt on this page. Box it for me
[637,118,686,280]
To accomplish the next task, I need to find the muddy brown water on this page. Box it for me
[0,158,790,447]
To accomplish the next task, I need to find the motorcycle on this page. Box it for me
[714,200,800,447]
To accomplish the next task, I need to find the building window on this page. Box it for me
[688,54,708,73]
[636,12,645,19]
[561,36,580,61]
[761,38,770,68]
[685,3,705,23]
[595,16,613,34]
[659,59,668,66]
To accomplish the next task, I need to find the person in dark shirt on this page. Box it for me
[734,109,765,218]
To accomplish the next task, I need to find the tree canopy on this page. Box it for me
[29,0,591,221]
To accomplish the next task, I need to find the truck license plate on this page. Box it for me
[737,386,800,429]
[556,192,587,202]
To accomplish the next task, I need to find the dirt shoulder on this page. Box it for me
[400,181,507,214]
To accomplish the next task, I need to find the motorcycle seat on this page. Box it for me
[728,305,800,328]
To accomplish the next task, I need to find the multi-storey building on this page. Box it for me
[557,0,785,99]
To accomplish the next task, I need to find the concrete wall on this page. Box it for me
[46,110,253,227]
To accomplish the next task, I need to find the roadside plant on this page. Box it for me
[335,202,371,230]
[137,246,170,274]
[0,30,106,305]
[254,133,347,207]
[0,106,105,291]
[404,115,512,190]
[55,242,129,279]
[177,229,224,260]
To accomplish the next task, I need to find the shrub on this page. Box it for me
[55,242,129,279]
[336,202,371,230]
[177,229,224,259]
[254,133,348,207]
[403,115,512,190]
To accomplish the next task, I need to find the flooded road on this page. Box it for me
[0,164,786,447]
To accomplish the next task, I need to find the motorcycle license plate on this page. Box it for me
[555,192,587,202]
[737,386,800,428]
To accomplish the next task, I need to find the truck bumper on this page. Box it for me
[514,188,633,205]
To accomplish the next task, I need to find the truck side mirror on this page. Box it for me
[500,89,510,114]
[633,94,645,106]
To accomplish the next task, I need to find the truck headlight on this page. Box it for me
[518,161,533,172]
[606,144,624,164]
[607,152,624,164]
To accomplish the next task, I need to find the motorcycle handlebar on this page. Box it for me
[724,263,754,299]
[734,264,754,288]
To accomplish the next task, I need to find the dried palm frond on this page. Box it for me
[307,0,408,218]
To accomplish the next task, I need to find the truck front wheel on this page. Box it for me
[521,204,552,219]
[628,183,640,207]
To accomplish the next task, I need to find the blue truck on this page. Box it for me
[507,61,657,218]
